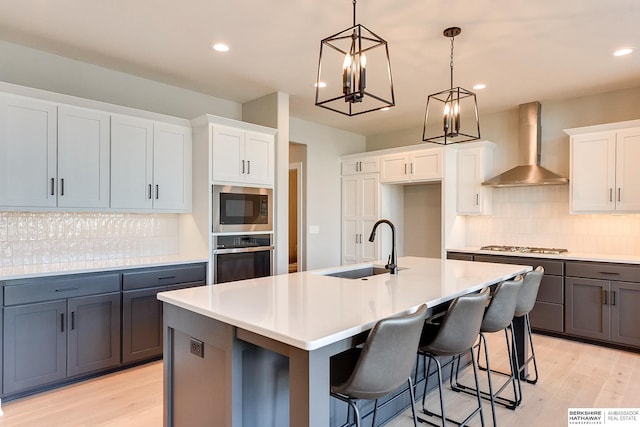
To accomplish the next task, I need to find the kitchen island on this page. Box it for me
[158,256,531,427]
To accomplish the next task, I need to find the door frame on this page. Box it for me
[289,162,305,272]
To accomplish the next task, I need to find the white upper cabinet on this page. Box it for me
[57,105,110,209]
[342,156,379,175]
[212,125,274,187]
[569,125,640,213]
[0,95,57,208]
[456,143,493,215]
[380,148,442,183]
[152,122,192,211]
[110,115,154,210]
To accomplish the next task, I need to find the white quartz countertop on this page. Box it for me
[448,247,640,264]
[0,255,208,281]
[157,256,530,351]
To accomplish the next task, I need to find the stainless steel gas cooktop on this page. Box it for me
[480,245,568,255]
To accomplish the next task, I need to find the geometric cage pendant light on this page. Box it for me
[315,0,395,116]
[422,27,480,144]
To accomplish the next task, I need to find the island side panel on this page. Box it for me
[163,303,237,427]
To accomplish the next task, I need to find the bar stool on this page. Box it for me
[475,266,544,407]
[417,288,490,427]
[330,304,427,427]
[451,276,523,427]
[513,266,544,385]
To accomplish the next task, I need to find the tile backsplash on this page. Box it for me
[465,186,640,255]
[0,212,178,267]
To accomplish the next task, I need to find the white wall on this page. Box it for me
[290,118,366,270]
[0,40,241,120]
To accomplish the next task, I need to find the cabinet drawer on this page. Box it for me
[4,273,121,306]
[529,302,563,333]
[537,275,564,304]
[473,255,564,276]
[446,252,474,261]
[122,263,206,290]
[565,261,640,282]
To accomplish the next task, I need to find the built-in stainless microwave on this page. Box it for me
[213,185,273,233]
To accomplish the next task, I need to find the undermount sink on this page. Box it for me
[322,266,391,279]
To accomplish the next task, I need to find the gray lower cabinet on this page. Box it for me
[471,254,565,333]
[122,264,205,364]
[565,261,640,348]
[3,273,121,395]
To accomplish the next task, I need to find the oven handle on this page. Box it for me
[213,245,275,255]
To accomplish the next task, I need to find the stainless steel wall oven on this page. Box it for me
[213,234,273,284]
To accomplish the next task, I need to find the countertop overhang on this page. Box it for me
[157,256,530,351]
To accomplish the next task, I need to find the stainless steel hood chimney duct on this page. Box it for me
[481,101,568,187]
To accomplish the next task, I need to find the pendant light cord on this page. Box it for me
[450,35,455,89]
[352,0,357,27]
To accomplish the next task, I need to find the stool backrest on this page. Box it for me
[338,304,427,399]
[515,266,544,317]
[423,288,490,356]
[481,276,523,332]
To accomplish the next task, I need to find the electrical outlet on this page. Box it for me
[190,337,204,358]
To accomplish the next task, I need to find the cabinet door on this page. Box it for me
[570,132,616,212]
[3,300,67,394]
[57,105,110,208]
[0,95,58,208]
[244,132,273,186]
[153,122,192,211]
[610,281,640,348]
[110,115,154,210]
[342,157,379,175]
[615,128,640,212]
[342,176,359,264]
[380,153,409,183]
[565,277,609,341]
[212,126,244,183]
[122,287,163,363]
[410,149,442,181]
[457,148,482,214]
[67,292,121,377]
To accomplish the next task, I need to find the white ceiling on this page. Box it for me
[0,0,638,136]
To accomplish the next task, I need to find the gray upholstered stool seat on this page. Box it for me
[330,304,427,427]
[417,288,490,427]
[451,276,523,426]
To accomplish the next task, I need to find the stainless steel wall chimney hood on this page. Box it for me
[481,102,568,187]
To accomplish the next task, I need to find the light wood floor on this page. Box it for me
[0,334,638,426]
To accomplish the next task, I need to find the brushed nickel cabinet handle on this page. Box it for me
[148,184,152,200]
[155,185,159,200]
[618,188,621,202]
[602,289,608,305]
[247,160,251,174]
[611,291,616,306]
[610,188,613,202]
[242,160,245,174]
[476,194,480,205]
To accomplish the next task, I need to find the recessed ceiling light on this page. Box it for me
[315,82,327,88]
[613,48,633,57]
[379,107,390,111]
[473,83,486,90]
[210,43,230,52]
